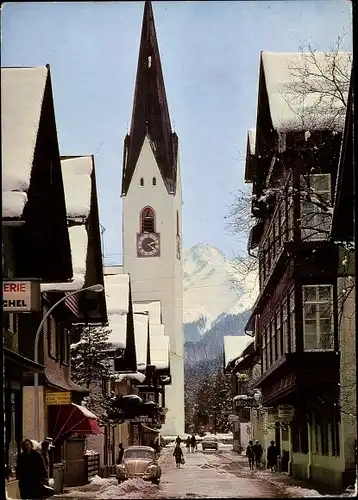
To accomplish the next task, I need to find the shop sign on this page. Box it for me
[278,404,295,420]
[3,280,41,312]
[45,392,71,406]
[128,416,155,424]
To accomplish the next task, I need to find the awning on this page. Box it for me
[49,403,102,443]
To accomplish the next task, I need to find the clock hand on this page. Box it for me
[147,240,156,250]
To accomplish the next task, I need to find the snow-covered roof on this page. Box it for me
[61,156,93,220]
[72,403,97,419]
[133,301,162,325]
[2,66,48,218]
[134,313,149,369]
[114,372,146,384]
[41,225,88,292]
[150,334,169,370]
[104,273,129,315]
[248,128,256,155]
[261,51,351,132]
[107,314,127,348]
[224,336,251,367]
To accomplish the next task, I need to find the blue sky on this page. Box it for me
[1,1,352,262]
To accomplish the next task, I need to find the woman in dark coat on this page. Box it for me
[16,439,48,499]
[173,443,184,468]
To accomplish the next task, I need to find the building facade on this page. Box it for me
[241,52,355,489]
[121,1,184,435]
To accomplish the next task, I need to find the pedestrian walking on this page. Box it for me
[246,440,255,470]
[186,436,191,453]
[267,440,279,472]
[175,435,182,445]
[16,439,48,499]
[173,443,184,468]
[40,440,51,484]
[117,443,124,464]
[190,434,197,453]
[253,440,263,469]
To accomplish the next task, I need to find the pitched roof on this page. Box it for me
[61,156,93,220]
[121,0,178,195]
[260,51,351,132]
[223,335,251,368]
[2,66,48,218]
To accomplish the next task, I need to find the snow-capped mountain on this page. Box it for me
[183,243,258,337]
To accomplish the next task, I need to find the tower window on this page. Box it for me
[140,178,144,187]
[152,177,156,186]
[141,206,155,233]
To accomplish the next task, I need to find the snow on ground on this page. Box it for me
[96,478,159,499]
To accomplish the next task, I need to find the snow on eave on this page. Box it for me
[104,273,129,315]
[248,128,256,155]
[114,372,146,384]
[107,313,127,348]
[224,336,252,366]
[72,403,97,419]
[61,156,93,220]
[2,66,48,218]
[133,300,162,325]
[134,313,149,368]
[150,334,169,370]
[40,225,88,292]
[260,51,352,132]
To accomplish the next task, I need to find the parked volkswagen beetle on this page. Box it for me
[116,446,161,484]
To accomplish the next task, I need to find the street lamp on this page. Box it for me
[33,284,104,440]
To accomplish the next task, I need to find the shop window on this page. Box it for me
[139,392,155,403]
[303,285,334,351]
[140,206,156,233]
[300,174,332,241]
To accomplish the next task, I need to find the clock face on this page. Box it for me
[137,233,160,258]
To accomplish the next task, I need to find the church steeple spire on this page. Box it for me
[121,1,178,196]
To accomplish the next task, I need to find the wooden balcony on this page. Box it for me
[254,351,340,406]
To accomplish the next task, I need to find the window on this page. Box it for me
[139,392,155,403]
[262,329,267,372]
[303,285,333,351]
[282,301,288,354]
[152,177,156,186]
[49,315,57,358]
[140,207,155,233]
[270,318,276,363]
[287,193,294,240]
[276,308,282,359]
[267,325,272,368]
[300,174,332,241]
[3,314,18,334]
[61,328,69,364]
[176,211,179,236]
[140,178,144,187]
[289,290,296,352]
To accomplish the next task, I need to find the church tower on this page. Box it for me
[121,1,184,435]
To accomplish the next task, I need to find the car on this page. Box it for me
[202,436,219,451]
[116,446,162,485]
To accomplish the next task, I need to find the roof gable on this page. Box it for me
[260,51,351,132]
[2,66,48,218]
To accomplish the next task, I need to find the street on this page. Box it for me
[55,443,326,499]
